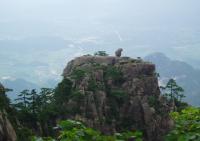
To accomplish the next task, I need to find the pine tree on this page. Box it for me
[38,88,54,109]
[164,79,185,102]
[28,89,39,114]
[161,79,185,111]
[15,89,31,110]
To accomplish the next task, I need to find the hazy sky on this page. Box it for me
[0,0,200,38]
[0,0,200,85]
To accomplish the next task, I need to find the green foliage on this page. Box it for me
[162,79,185,102]
[70,91,85,102]
[38,88,54,109]
[32,120,143,141]
[94,51,109,56]
[16,127,33,141]
[54,78,73,103]
[15,88,53,116]
[115,131,143,141]
[0,87,10,110]
[14,89,42,114]
[31,136,55,141]
[105,89,127,122]
[165,107,200,141]
[57,120,143,141]
[161,79,186,111]
[110,89,126,99]
[147,95,169,116]
[148,96,157,107]
[14,88,58,139]
[71,69,86,81]
[87,79,98,91]
[147,95,160,110]
[29,89,39,114]
[175,101,189,112]
[37,88,57,124]
[15,89,30,109]
[92,63,105,70]
[59,120,86,130]
[104,66,124,85]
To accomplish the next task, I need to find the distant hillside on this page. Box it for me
[144,53,200,106]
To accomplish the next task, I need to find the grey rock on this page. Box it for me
[0,84,17,141]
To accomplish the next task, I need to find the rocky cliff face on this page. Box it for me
[61,56,173,141]
[0,83,17,141]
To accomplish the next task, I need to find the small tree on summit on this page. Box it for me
[94,51,109,56]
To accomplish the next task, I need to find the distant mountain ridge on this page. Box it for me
[144,52,200,106]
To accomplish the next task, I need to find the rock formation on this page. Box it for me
[61,56,173,141]
[115,48,123,57]
[0,83,17,141]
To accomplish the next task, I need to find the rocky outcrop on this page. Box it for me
[61,56,173,141]
[0,111,17,141]
[0,83,17,141]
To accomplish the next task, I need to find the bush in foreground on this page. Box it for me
[165,107,200,141]
[32,120,143,141]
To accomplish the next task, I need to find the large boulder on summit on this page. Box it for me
[59,56,173,141]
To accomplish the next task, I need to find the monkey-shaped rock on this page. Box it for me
[115,48,123,57]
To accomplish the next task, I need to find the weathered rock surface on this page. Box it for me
[0,83,17,141]
[61,56,173,141]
